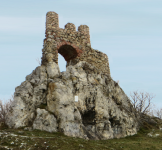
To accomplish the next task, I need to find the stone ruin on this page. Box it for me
[42,11,110,75]
[6,11,138,140]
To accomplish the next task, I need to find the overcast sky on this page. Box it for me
[0,0,162,110]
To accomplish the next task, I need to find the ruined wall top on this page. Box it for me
[41,11,110,75]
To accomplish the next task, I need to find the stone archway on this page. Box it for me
[58,44,78,62]
[56,41,83,68]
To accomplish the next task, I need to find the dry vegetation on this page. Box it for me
[129,91,162,127]
[0,96,13,129]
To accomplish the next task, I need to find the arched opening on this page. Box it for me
[58,45,78,62]
[58,53,66,72]
[58,45,78,72]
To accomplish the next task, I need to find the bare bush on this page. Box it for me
[155,108,162,119]
[129,91,159,129]
[130,90,155,116]
[36,57,41,65]
[0,96,13,124]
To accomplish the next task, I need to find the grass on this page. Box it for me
[0,127,162,150]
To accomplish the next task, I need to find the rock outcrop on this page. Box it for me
[6,11,138,140]
[6,61,138,140]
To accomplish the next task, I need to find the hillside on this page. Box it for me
[0,117,162,150]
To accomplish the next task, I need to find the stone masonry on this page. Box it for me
[42,11,110,75]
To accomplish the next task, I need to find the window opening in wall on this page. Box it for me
[58,53,66,72]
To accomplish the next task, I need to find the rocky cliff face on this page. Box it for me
[6,61,138,140]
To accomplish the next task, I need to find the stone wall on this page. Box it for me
[41,11,110,75]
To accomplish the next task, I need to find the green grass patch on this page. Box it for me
[0,127,162,150]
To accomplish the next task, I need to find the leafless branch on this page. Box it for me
[36,57,41,66]
[155,108,162,119]
[130,90,155,115]
[0,95,13,124]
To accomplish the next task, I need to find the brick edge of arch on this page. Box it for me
[57,41,83,59]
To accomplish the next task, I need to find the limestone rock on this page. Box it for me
[46,62,60,79]
[33,108,58,132]
[6,61,138,140]
[6,66,48,128]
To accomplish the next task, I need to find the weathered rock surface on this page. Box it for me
[6,61,138,140]
[33,108,58,133]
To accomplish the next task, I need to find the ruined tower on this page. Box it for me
[41,11,110,75]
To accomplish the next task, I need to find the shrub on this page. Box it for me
[0,96,13,128]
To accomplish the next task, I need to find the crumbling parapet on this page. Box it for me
[41,11,110,75]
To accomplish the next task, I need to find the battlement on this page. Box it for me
[41,11,110,75]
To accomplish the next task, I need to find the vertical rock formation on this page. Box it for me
[6,11,138,140]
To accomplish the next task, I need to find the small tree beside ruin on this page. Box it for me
[130,90,155,116]
[129,90,157,128]
[0,96,13,128]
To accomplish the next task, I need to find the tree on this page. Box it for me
[0,96,13,125]
[130,90,155,116]
[129,91,159,129]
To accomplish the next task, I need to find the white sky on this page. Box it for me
[0,0,162,109]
